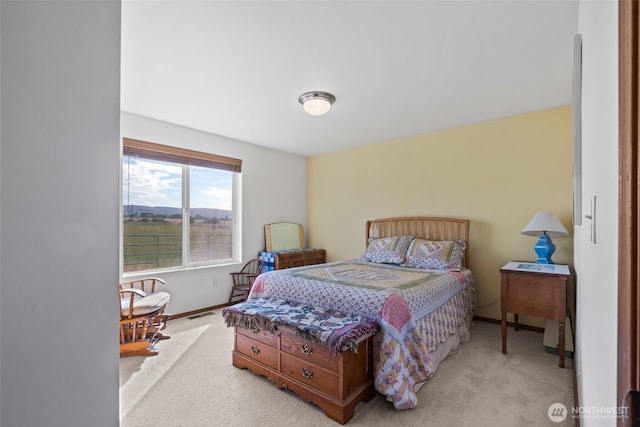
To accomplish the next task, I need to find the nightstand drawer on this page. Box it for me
[501,270,566,321]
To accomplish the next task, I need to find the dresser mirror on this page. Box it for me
[265,222,305,251]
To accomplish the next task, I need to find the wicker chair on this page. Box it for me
[228,259,264,304]
[119,278,171,357]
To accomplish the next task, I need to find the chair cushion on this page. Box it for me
[121,291,170,317]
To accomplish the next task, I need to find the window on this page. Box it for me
[122,138,242,274]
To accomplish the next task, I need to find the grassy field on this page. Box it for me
[123,219,232,272]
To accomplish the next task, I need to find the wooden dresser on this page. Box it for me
[259,249,326,271]
[232,325,375,424]
[274,249,325,269]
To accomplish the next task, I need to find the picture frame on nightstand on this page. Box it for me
[501,261,570,276]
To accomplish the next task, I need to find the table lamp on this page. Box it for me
[521,211,570,264]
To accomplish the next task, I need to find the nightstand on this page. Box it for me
[500,261,571,368]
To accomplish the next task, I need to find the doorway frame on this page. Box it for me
[618,0,640,423]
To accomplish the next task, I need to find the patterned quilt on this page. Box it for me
[249,260,476,409]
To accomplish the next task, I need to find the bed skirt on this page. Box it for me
[414,313,473,392]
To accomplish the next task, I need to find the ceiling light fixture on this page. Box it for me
[298,91,336,116]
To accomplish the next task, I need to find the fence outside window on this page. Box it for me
[123,232,232,272]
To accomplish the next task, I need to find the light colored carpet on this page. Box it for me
[120,312,574,427]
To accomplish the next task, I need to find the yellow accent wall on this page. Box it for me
[307,106,573,325]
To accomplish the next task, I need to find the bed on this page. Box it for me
[245,216,476,410]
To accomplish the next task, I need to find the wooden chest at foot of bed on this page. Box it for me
[233,325,375,424]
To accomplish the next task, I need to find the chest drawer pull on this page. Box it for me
[301,367,314,379]
[251,327,260,334]
[251,345,260,355]
[301,344,313,355]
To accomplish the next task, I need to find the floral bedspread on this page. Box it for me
[249,260,476,409]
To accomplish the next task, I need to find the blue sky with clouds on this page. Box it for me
[123,157,232,210]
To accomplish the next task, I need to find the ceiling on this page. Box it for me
[121,0,580,157]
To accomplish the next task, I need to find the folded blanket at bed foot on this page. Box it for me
[222,297,379,355]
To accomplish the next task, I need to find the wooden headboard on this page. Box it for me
[365,216,471,266]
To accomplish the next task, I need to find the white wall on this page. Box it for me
[1,2,121,426]
[0,4,3,424]
[575,1,619,424]
[121,113,308,314]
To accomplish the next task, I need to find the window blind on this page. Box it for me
[123,138,242,173]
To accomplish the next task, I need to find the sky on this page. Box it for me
[123,156,233,210]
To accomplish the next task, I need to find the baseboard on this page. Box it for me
[472,315,545,333]
[170,302,232,320]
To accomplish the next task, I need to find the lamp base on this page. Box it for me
[534,234,556,264]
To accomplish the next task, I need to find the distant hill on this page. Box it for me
[123,205,231,219]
